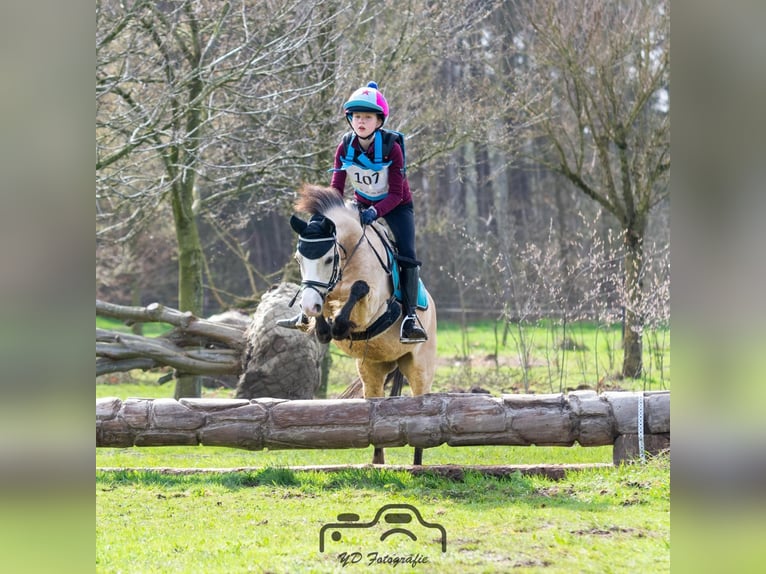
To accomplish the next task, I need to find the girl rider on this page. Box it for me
[279,82,427,343]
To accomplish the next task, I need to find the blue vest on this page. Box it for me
[331,130,407,202]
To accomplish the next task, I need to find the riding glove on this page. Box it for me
[360,206,378,225]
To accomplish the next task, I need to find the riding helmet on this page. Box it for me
[343,81,389,126]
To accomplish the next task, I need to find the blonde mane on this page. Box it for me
[294,184,364,242]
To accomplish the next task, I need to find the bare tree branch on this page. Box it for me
[96,299,245,349]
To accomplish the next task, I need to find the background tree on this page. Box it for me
[498,0,670,377]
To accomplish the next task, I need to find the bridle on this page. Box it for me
[289,224,389,309]
[288,235,343,308]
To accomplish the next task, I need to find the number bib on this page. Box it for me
[345,164,390,201]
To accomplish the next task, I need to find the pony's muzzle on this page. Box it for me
[300,288,325,317]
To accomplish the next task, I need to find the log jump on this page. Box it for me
[97,391,669,463]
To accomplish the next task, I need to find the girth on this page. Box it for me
[348,298,401,341]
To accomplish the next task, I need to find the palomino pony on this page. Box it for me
[288,184,437,465]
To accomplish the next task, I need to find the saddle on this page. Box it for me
[365,218,428,311]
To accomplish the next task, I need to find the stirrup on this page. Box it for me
[276,313,308,330]
[400,314,427,343]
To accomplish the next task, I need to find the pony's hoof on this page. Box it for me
[316,330,332,344]
[315,316,332,343]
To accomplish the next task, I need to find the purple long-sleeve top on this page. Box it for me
[330,136,412,218]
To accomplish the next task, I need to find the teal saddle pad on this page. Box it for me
[388,249,429,310]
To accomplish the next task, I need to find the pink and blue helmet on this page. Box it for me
[343,81,389,126]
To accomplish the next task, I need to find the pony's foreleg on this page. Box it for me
[373,447,385,465]
[331,280,369,340]
[314,315,332,344]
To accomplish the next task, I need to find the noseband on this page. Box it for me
[304,237,343,298]
[290,235,346,307]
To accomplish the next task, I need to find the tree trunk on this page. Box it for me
[130,277,143,336]
[474,139,495,234]
[317,351,331,399]
[171,179,205,398]
[235,283,327,400]
[622,228,645,378]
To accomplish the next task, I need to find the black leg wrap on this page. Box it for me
[331,280,369,340]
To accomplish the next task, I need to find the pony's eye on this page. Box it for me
[323,255,333,265]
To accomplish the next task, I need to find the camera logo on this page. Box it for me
[319,503,447,553]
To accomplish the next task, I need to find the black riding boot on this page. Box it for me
[399,266,428,343]
[276,312,308,330]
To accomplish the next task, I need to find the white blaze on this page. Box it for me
[296,251,335,317]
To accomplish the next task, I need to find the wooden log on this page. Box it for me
[97,391,670,453]
[613,433,671,465]
[96,329,241,376]
[96,300,245,348]
[96,300,247,378]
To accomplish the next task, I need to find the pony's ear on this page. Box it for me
[289,214,308,235]
[320,218,336,235]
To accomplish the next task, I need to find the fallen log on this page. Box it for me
[96,300,246,378]
[97,391,669,463]
[96,329,242,377]
[96,300,245,347]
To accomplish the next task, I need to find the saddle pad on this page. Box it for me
[389,250,429,310]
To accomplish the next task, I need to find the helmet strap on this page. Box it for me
[345,115,377,141]
[356,130,376,141]
[345,110,384,145]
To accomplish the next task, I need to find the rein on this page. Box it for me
[363,223,394,275]
[335,224,397,341]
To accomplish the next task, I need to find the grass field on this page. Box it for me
[96,317,670,572]
[97,454,669,573]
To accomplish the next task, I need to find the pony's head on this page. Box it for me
[289,213,342,316]
[290,184,392,326]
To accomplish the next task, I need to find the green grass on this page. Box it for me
[97,443,614,469]
[97,454,669,573]
[434,319,670,395]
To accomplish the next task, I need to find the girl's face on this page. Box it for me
[350,112,382,137]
